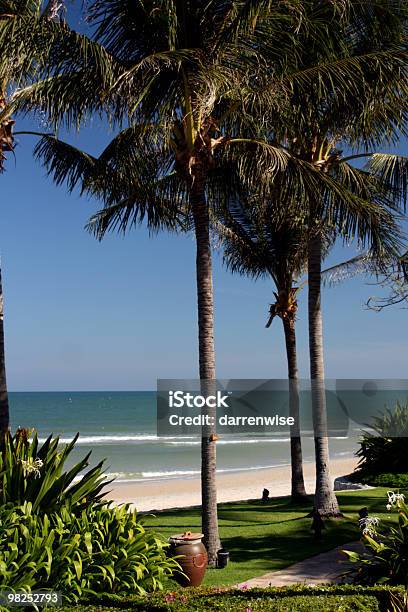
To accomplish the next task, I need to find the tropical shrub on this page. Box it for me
[0,429,108,513]
[355,402,408,477]
[359,473,408,489]
[0,430,179,602]
[344,492,408,586]
[0,500,179,603]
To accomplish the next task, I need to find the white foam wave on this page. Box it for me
[140,469,200,479]
[38,434,292,446]
[104,462,292,482]
[38,434,195,445]
[165,438,291,446]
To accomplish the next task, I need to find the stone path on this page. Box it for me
[236,541,364,588]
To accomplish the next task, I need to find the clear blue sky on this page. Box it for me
[1,8,407,390]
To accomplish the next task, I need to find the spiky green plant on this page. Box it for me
[390,590,408,612]
[0,500,179,602]
[0,428,109,513]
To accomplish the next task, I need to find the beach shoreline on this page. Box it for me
[106,455,358,512]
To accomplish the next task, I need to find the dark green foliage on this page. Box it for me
[0,430,179,602]
[359,473,408,489]
[0,429,108,513]
[57,586,405,612]
[356,402,408,476]
[0,501,179,603]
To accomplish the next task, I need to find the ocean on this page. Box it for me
[8,392,358,483]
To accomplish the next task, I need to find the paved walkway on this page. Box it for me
[236,541,364,588]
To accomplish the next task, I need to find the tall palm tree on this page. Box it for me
[215,197,308,501]
[0,265,8,435]
[215,185,400,506]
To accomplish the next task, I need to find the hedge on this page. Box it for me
[58,584,405,612]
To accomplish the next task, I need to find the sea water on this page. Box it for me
[9,391,358,483]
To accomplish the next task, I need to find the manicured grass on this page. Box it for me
[141,487,398,587]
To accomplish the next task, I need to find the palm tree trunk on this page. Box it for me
[191,180,221,565]
[282,315,307,502]
[0,266,10,436]
[308,233,341,516]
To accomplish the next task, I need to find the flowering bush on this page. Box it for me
[359,515,381,537]
[344,491,408,586]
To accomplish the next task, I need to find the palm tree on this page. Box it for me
[0,266,9,435]
[215,186,401,506]
[248,1,408,516]
[20,0,408,535]
[0,0,73,434]
[215,196,308,501]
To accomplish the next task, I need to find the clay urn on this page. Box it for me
[168,531,208,587]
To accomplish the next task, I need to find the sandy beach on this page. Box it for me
[106,456,358,512]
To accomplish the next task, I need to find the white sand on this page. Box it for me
[105,456,358,513]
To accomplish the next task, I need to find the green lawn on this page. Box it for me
[142,487,398,587]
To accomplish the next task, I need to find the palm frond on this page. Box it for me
[321,252,375,286]
[367,153,408,210]
[34,135,97,192]
[34,130,187,233]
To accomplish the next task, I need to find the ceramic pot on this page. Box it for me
[168,531,208,587]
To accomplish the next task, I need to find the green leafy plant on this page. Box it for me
[355,402,408,477]
[344,492,408,586]
[0,501,179,603]
[359,474,408,489]
[0,429,108,513]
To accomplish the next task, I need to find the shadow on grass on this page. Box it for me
[218,522,358,569]
[144,489,394,586]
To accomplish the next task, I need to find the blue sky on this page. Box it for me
[0,7,407,391]
[1,114,407,390]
